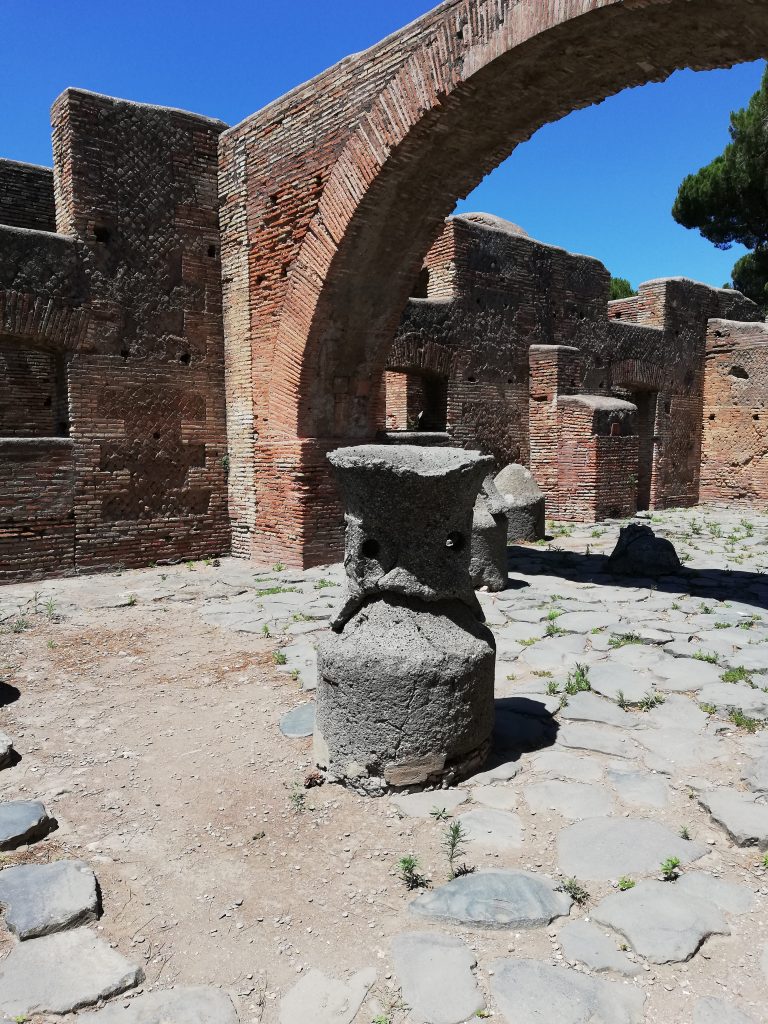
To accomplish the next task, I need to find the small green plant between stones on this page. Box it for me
[609,632,642,649]
[546,680,560,696]
[10,617,29,633]
[560,877,590,905]
[693,651,719,665]
[272,650,287,665]
[616,689,629,710]
[722,665,754,686]
[314,578,339,590]
[564,663,590,695]
[638,690,665,712]
[398,854,428,890]
[679,825,692,841]
[261,624,271,637]
[727,707,762,733]
[762,853,768,869]
[700,702,717,715]
[430,806,450,821]
[442,820,473,879]
[660,856,681,881]
[289,784,306,813]
[617,877,636,891]
[272,562,285,571]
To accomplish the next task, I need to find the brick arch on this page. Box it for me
[610,359,666,393]
[219,0,768,565]
[0,289,89,352]
[387,335,457,380]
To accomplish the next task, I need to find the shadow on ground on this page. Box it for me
[508,546,768,612]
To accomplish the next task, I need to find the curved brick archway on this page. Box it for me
[219,0,768,566]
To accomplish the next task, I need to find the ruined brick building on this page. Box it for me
[2,0,768,580]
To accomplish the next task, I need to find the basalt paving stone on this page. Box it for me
[559,691,638,729]
[409,869,572,928]
[462,760,520,786]
[666,639,736,661]
[278,967,376,1024]
[559,920,644,976]
[519,635,588,672]
[493,709,558,754]
[457,808,524,849]
[675,871,755,914]
[524,779,614,819]
[83,987,240,1023]
[0,859,99,939]
[489,958,645,1024]
[0,800,53,851]
[727,646,768,672]
[636,726,726,771]
[278,701,316,738]
[698,787,768,848]
[742,754,768,793]
[643,694,709,732]
[558,818,708,880]
[652,656,723,691]
[697,683,768,719]
[0,928,142,1015]
[587,663,653,705]
[552,611,622,634]
[557,723,638,759]
[591,881,729,963]
[391,789,468,818]
[694,997,757,1024]
[471,785,518,811]
[390,932,485,1024]
[608,644,669,669]
[607,769,670,809]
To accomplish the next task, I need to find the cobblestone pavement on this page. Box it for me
[1,505,768,1022]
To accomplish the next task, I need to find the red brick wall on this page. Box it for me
[0,439,75,581]
[701,319,768,503]
[0,160,56,232]
[0,341,67,437]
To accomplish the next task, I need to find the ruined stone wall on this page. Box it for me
[0,90,231,581]
[0,160,56,232]
[701,319,768,504]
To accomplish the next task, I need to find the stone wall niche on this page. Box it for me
[314,445,496,794]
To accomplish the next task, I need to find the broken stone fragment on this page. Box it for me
[607,523,682,576]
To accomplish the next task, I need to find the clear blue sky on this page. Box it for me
[0,1,763,290]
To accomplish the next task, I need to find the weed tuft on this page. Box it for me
[560,877,590,905]
[660,856,681,881]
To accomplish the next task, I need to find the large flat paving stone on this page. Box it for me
[0,800,54,850]
[390,932,484,1024]
[694,997,757,1024]
[279,701,315,738]
[559,691,637,729]
[698,683,768,719]
[591,880,728,963]
[391,789,468,818]
[489,958,645,1024]
[409,869,571,929]
[698,787,768,849]
[742,753,768,794]
[559,920,643,976]
[529,750,603,784]
[524,779,614,819]
[457,808,523,849]
[471,785,518,810]
[279,967,375,1024]
[675,871,755,914]
[0,928,142,1015]
[653,656,722,691]
[557,723,637,759]
[607,769,670,809]
[637,726,725,771]
[0,859,99,939]
[587,663,650,704]
[557,817,708,880]
[83,987,240,1022]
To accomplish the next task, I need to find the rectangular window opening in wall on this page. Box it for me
[385,370,448,432]
[0,338,70,439]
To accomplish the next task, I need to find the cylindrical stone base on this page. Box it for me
[315,595,495,794]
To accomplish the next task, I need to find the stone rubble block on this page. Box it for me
[489,958,645,1024]
[0,859,99,939]
[278,967,376,1024]
[409,869,572,928]
[591,880,728,963]
[83,987,240,1022]
[557,817,708,880]
[0,928,142,1016]
[390,932,485,1024]
[0,800,54,850]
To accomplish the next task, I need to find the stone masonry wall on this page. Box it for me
[701,319,768,504]
[0,160,56,232]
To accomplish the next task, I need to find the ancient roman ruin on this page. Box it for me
[3,0,768,1021]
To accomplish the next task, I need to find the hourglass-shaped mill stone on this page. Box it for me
[470,472,509,593]
[315,445,497,793]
